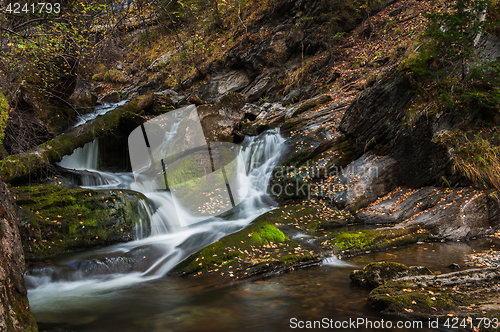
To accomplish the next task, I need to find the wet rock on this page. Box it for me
[334,153,397,210]
[197,92,247,142]
[15,185,151,260]
[448,263,461,269]
[367,265,500,325]
[197,70,252,103]
[357,187,500,240]
[67,79,97,109]
[0,181,38,331]
[101,91,121,104]
[168,208,319,280]
[350,261,433,289]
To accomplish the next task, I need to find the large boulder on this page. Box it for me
[334,153,397,210]
[67,79,97,110]
[357,186,500,240]
[15,185,151,260]
[197,92,248,142]
[0,181,38,331]
[338,73,455,188]
[197,70,252,103]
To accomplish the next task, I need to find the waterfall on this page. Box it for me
[58,139,99,170]
[27,128,285,306]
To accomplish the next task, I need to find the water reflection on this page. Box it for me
[35,239,500,331]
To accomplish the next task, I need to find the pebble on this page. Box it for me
[465,249,500,268]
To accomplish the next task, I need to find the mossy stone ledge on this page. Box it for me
[168,208,320,279]
[14,184,150,260]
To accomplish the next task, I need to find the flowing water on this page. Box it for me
[73,101,128,128]
[26,105,500,331]
[27,124,287,322]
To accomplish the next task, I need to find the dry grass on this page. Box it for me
[440,128,500,190]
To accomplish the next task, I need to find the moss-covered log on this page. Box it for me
[0,91,154,184]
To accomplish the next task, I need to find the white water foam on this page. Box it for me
[28,127,285,307]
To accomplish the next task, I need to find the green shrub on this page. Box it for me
[0,92,9,143]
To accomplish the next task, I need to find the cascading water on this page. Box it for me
[73,100,128,128]
[27,126,286,312]
[58,139,100,170]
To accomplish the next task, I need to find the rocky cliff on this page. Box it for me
[0,181,37,332]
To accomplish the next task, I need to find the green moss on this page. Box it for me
[250,223,286,244]
[330,226,427,256]
[15,185,149,260]
[369,281,467,313]
[0,92,9,143]
[169,208,319,278]
[10,293,38,332]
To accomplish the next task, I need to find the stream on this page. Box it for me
[29,239,500,332]
[24,103,499,331]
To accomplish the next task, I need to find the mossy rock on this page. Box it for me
[365,266,500,328]
[272,202,352,235]
[328,226,428,257]
[350,261,433,289]
[14,184,150,260]
[168,208,319,279]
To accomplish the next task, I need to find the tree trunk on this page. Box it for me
[0,91,154,184]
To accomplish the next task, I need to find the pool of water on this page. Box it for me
[32,238,499,332]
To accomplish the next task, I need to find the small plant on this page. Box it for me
[331,31,347,42]
[439,128,500,190]
[0,92,9,143]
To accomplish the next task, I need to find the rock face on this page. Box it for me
[197,92,248,142]
[0,181,38,332]
[196,70,252,103]
[335,153,397,210]
[358,187,500,240]
[338,73,453,188]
